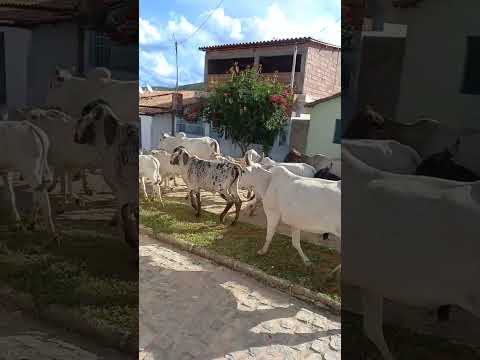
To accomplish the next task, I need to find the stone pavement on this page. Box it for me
[140,233,341,360]
[0,307,131,360]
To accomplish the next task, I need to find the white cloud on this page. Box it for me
[246,4,340,45]
[167,16,196,37]
[140,50,175,78]
[211,8,243,40]
[139,18,162,45]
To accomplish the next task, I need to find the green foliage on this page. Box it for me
[203,65,294,155]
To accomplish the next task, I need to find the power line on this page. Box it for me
[178,0,225,45]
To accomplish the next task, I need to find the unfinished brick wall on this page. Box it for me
[302,46,341,100]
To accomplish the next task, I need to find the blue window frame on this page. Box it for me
[333,119,341,144]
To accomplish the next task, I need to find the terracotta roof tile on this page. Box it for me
[199,37,339,51]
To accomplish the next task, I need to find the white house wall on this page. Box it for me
[28,22,79,107]
[0,27,31,113]
[386,0,480,129]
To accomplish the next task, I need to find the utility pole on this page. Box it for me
[290,44,298,90]
[171,33,179,136]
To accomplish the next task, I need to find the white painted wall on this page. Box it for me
[140,115,152,151]
[0,27,31,113]
[386,1,480,129]
[28,23,78,107]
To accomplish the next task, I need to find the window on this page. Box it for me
[333,119,342,144]
[259,54,301,73]
[208,57,254,75]
[89,32,138,73]
[461,36,480,94]
[0,32,6,105]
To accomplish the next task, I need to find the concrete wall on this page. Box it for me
[28,22,79,107]
[289,118,310,154]
[305,96,341,157]
[385,0,480,129]
[303,45,341,100]
[0,27,31,112]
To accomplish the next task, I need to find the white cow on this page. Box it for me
[73,99,139,255]
[139,154,162,204]
[150,149,182,189]
[260,157,316,177]
[342,147,480,360]
[17,107,102,204]
[0,121,58,241]
[46,67,138,123]
[241,163,341,266]
[342,139,422,174]
[159,132,220,160]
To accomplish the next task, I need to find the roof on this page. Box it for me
[199,37,339,52]
[139,91,208,116]
[0,0,121,26]
[304,92,341,107]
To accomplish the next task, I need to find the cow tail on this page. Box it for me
[230,165,242,202]
[24,121,52,189]
[211,139,220,154]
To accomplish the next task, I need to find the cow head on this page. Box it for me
[170,146,189,166]
[50,66,75,89]
[75,99,117,146]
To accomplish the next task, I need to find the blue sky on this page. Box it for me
[139,0,340,87]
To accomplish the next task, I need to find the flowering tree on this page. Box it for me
[203,65,294,156]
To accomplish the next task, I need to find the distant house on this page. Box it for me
[304,93,341,158]
[0,1,137,114]
[139,91,208,151]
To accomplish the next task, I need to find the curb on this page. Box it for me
[140,224,341,315]
[0,285,137,356]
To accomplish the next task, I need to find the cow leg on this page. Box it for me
[156,181,163,207]
[189,190,198,211]
[219,201,234,223]
[141,177,149,200]
[291,227,310,266]
[47,168,59,193]
[249,197,260,217]
[363,291,394,360]
[82,170,93,196]
[258,211,280,255]
[34,188,60,244]
[2,173,23,229]
[195,191,201,217]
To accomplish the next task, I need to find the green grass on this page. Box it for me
[343,311,480,359]
[140,198,340,300]
[0,206,138,338]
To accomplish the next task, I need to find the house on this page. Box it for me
[139,90,208,151]
[303,92,341,158]
[200,37,341,104]
[346,0,479,131]
[140,37,341,159]
[0,0,137,115]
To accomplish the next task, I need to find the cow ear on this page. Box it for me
[104,115,117,146]
[182,151,189,164]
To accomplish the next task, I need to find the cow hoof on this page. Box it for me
[257,249,267,256]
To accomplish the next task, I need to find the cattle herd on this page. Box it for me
[2,66,480,359]
[0,67,139,261]
[342,106,480,360]
[140,132,342,270]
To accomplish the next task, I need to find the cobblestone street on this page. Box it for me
[140,233,341,360]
